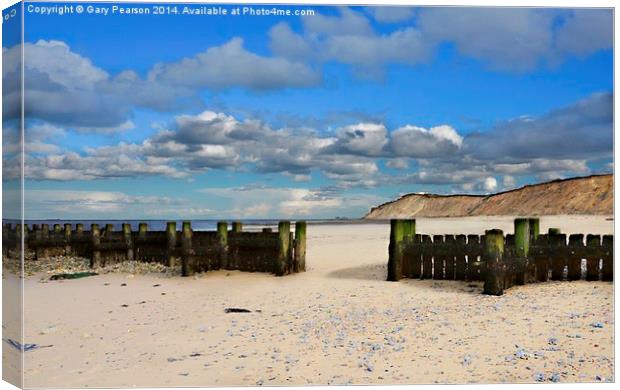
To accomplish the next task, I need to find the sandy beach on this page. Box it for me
[9,216,615,387]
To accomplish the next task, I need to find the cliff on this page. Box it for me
[364,174,613,219]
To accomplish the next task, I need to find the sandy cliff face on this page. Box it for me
[365,174,613,219]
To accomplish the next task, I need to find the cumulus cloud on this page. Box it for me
[389,125,463,158]
[269,8,431,76]
[465,92,612,161]
[13,92,611,196]
[366,6,415,23]
[199,186,386,218]
[148,37,320,90]
[3,38,321,131]
[19,189,216,219]
[555,9,613,58]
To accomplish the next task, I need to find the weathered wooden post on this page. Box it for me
[548,229,562,280]
[138,223,148,239]
[551,233,567,280]
[504,234,516,289]
[432,235,445,280]
[41,224,50,240]
[410,234,423,279]
[91,224,101,267]
[528,218,540,238]
[466,234,481,281]
[294,221,307,272]
[601,235,613,281]
[181,221,193,276]
[532,234,549,282]
[514,218,530,285]
[217,221,228,269]
[104,224,114,239]
[76,223,84,236]
[455,235,467,280]
[401,219,415,277]
[444,235,456,280]
[275,221,291,276]
[483,229,505,296]
[53,224,62,241]
[421,235,433,279]
[16,224,25,253]
[122,223,134,261]
[567,234,584,281]
[387,219,405,281]
[526,218,540,282]
[585,234,601,281]
[232,221,243,232]
[64,223,72,255]
[166,221,177,267]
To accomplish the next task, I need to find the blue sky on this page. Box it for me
[2,2,614,219]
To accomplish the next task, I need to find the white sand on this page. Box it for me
[11,216,615,387]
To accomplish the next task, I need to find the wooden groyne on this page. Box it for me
[2,221,307,277]
[387,218,613,295]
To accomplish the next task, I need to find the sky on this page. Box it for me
[1,2,614,219]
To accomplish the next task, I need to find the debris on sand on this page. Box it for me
[3,338,52,352]
[50,271,98,280]
[224,308,252,313]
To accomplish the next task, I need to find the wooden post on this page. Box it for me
[232,221,243,232]
[294,221,307,272]
[432,235,445,280]
[466,234,481,281]
[585,234,601,281]
[421,235,433,279]
[33,224,41,242]
[554,234,567,280]
[483,229,505,296]
[567,234,584,281]
[532,235,550,282]
[387,219,405,281]
[53,224,61,243]
[504,234,516,289]
[444,235,456,280]
[275,221,291,276]
[64,223,72,255]
[122,223,134,261]
[549,229,563,280]
[105,224,114,239]
[217,221,228,269]
[166,221,177,267]
[181,221,193,276]
[526,218,539,282]
[91,224,101,268]
[75,223,84,237]
[401,219,415,278]
[41,224,50,240]
[138,223,148,239]
[514,218,530,285]
[601,235,613,281]
[455,235,467,280]
[410,234,422,279]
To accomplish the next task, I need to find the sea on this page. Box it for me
[3,218,375,232]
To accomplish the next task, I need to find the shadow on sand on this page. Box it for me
[327,263,485,294]
[326,263,387,281]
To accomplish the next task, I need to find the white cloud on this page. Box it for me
[483,177,498,192]
[148,37,320,90]
[367,6,415,23]
[390,124,463,157]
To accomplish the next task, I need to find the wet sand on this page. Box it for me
[12,216,615,387]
